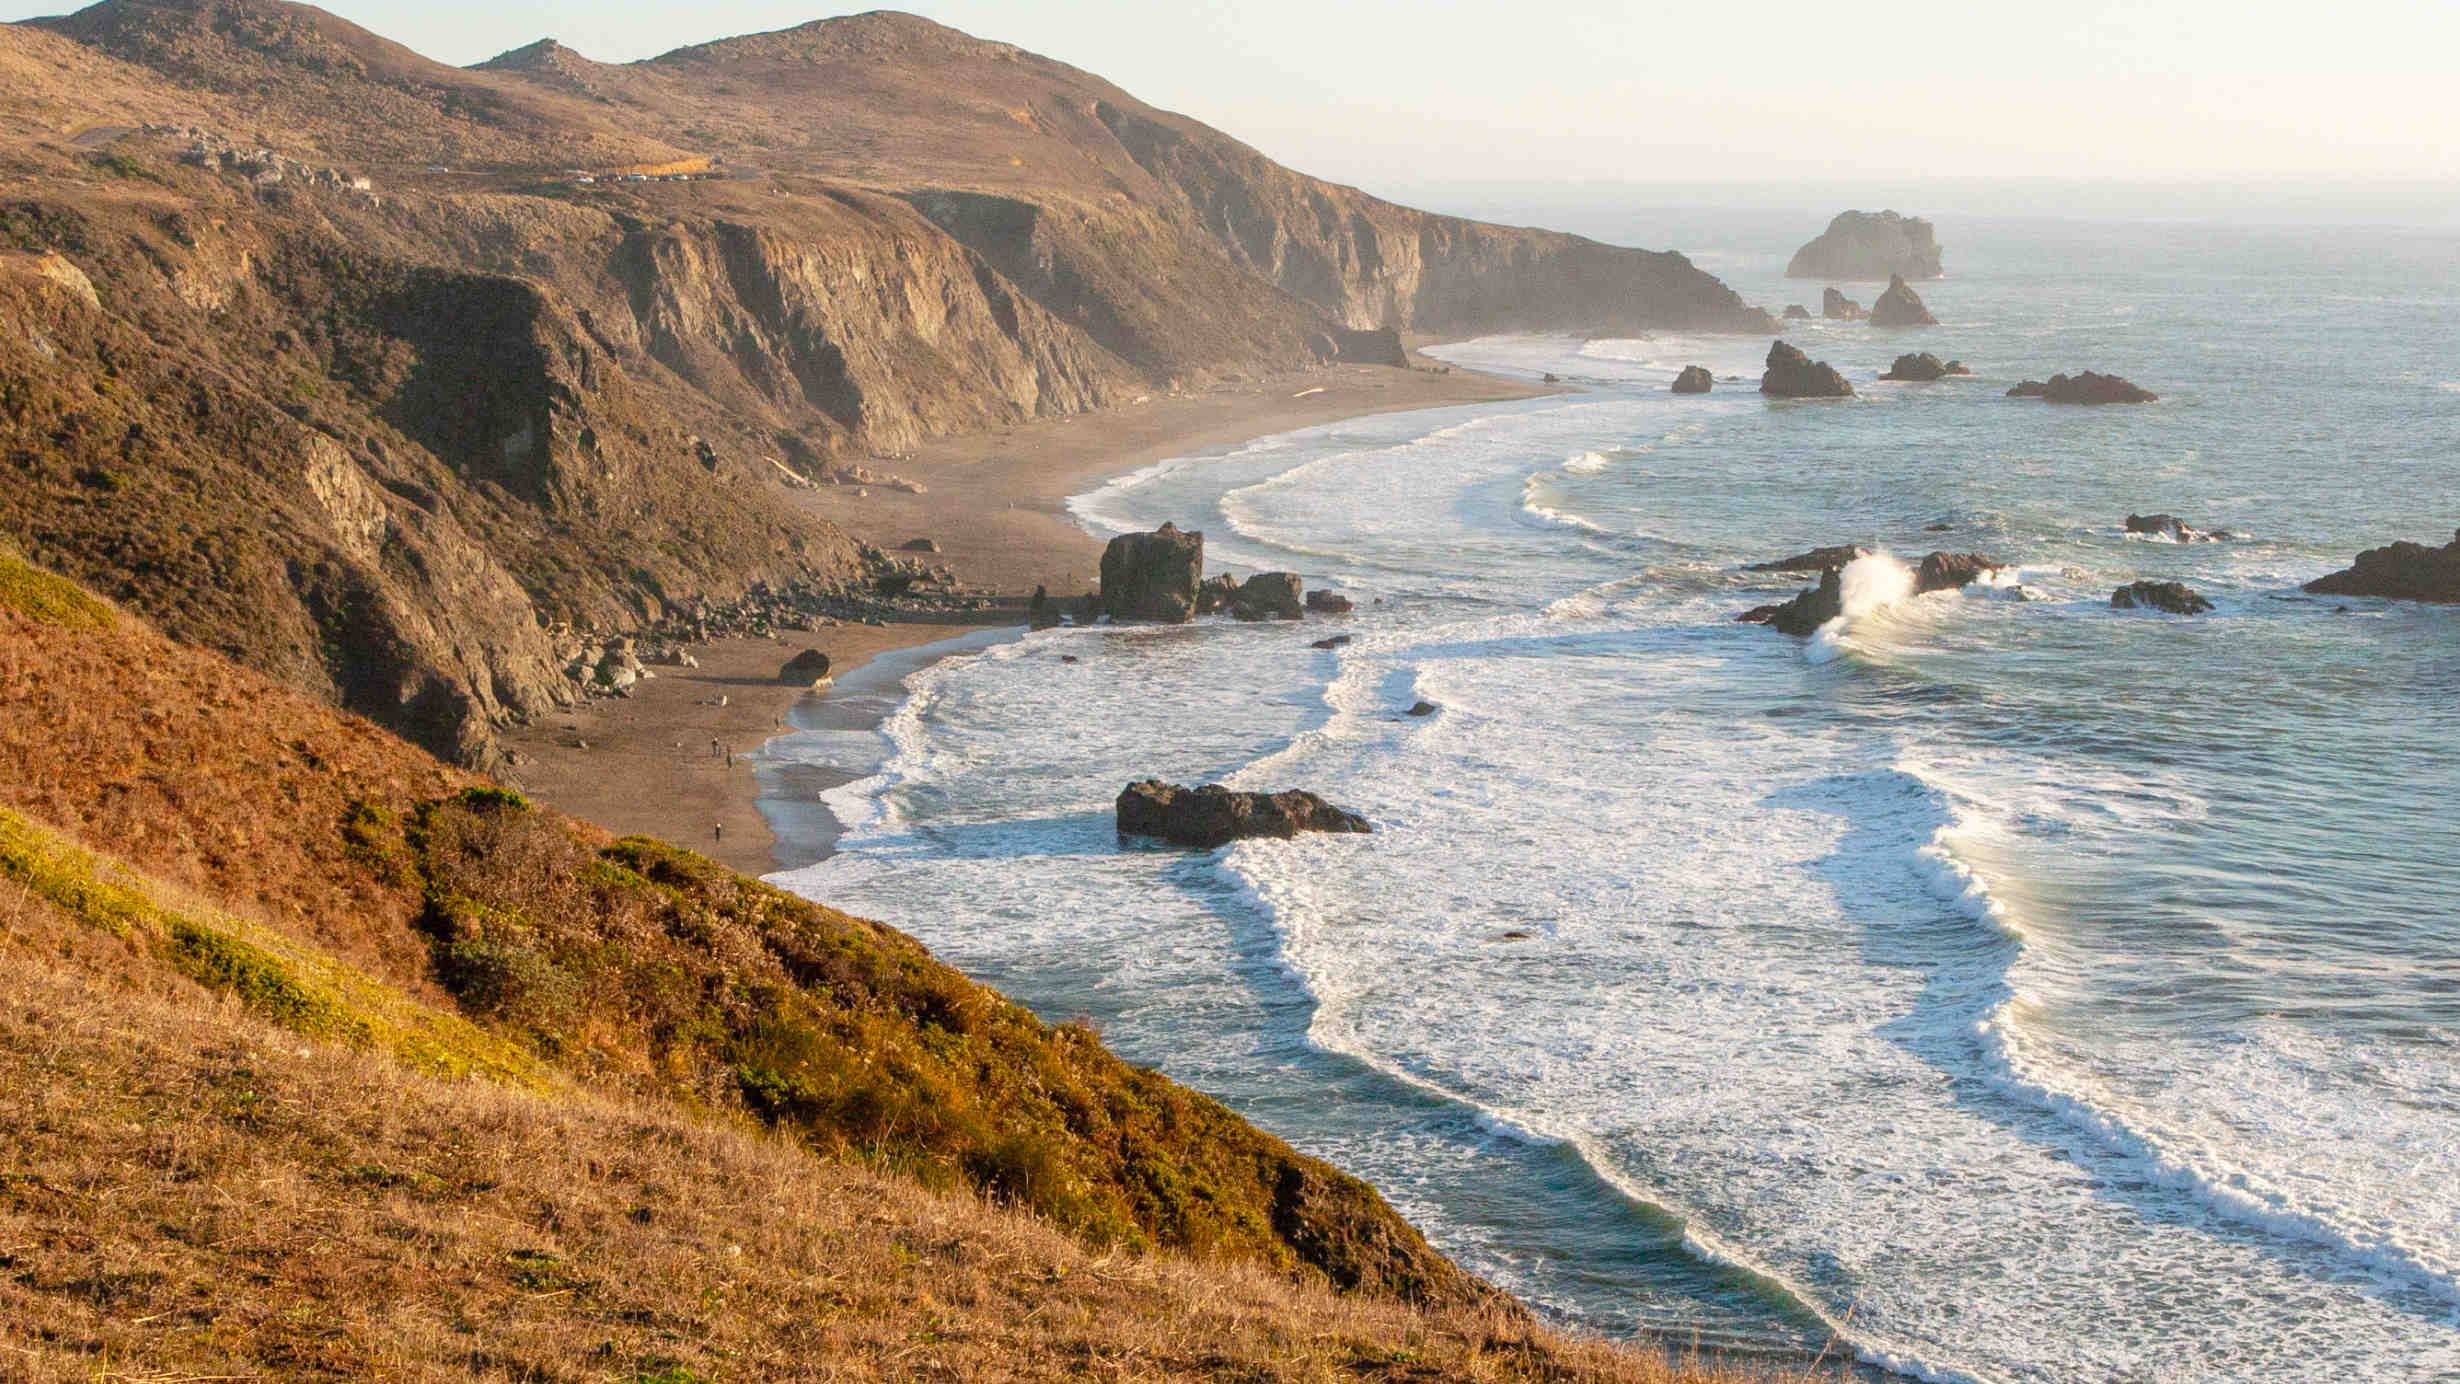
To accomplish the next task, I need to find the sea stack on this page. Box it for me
[1868,275,1939,328]
[1788,210,1945,280]
[1099,523,1205,622]
[1672,365,1714,394]
[1761,340,1855,398]
[1822,287,1867,321]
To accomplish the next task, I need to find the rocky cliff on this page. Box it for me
[4,2,1773,762]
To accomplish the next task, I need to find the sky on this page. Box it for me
[11,0,2460,195]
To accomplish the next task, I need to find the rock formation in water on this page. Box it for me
[2009,373,2158,403]
[1738,566,1845,636]
[1304,589,1355,614]
[1787,210,1945,281]
[1027,584,1061,630]
[1914,552,2000,593]
[1880,353,1952,381]
[1228,572,1305,621]
[1749,544,1872,572]
[1099,523,1205,622]
[2111,581,2214,614]
[2302,529,2460,602]
[1672,365,1714,394]
[1867,275,1938,328]
[2125,513,2229,543]
[1116,780,1372,848]
[1822,287,1867,321]
[1782,303,1812,320]
[1761,341,1855,398]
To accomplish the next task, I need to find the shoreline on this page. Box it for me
[507,347,1549,875]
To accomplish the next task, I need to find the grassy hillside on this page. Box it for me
[0,548,1775,1379]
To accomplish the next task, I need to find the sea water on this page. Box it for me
[767,209,2460,1382]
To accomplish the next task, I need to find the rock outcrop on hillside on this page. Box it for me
[2302,529,2460,602]
[1761,340,1855,398]
[1868,275,1938,328]
[1,2,1779,762]
[1788,210,1944,281]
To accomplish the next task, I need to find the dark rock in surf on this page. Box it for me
[1404,700,1438,716]
[1788,210,1945,281]
[1821,287,1866,321]
[1028,584,1062,630]
[1738,566,1844,636]
[2011,372,2157,404]
[1748,544,1871,572]
[779,649,832,684]
[1311,634,1353,649]
[1101,523,1205,622]
[1867,275,1938,328]
[1116,780,1371,849]
[1914,551,2001,593]
[1672,365,1714,394]
[1305,589,1355,614]
[2111,581,2214,615]
[1194,573,1239,616]
[1761,340,1855,398]
[1943,360,1973,375]
[1228,572,1305,621]
[1880,352,1951,381]
[2125,513,2213,543]
[2302,528,2460,603]
[1782,303,1812,320]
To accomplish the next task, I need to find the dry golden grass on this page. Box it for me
[0,876,1777,1384]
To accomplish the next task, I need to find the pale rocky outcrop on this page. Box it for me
[1788,210,1944,280]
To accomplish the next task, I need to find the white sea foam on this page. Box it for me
[1562,449,1612,475]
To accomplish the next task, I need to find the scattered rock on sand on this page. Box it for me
[778,649,832,684]
[2010,372,2157,404]
[1116,780,1371,848]
[1748,544,1871,572]
[1100,522,1205,622]
[1305,589,1355,614]
[2112,581,2214,614]
[1822,287,1866,321]
[1880,352,1952,381]
[1868,274,1938,328]
[1788,210,1945,281]
[1761,340,1855,398]
[1672,365,1714,394]
[2302,528,2460,602]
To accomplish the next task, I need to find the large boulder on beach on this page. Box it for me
[1749,544,1871,572]
[1100,522,1205,622]
[1116,780,1371,848]
[779,649,832,685]
[2112,581,2214,614]
[2302,529,2460,602]
[1880,353,1951,382]
[1868,275,1939,328]
[1228,572,1305,621]
[1761,340,1855,398]
[1821,287,1866,321]
[1671,365,1714,394]
[1787,210,1945,281]
[2010,372,2157,404]
[1329,326,1409,366]
[1915,551,2001,593]
[1738,566,1844,636]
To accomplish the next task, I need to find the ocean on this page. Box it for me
[766,206,2460,1382]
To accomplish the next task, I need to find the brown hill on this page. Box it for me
[4,1,1767,763]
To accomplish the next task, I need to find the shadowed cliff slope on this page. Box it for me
[5,1,1767,763]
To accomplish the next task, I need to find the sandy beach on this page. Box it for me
[504,350,1545,875]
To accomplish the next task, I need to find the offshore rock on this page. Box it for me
[1782,303,1812,320]
[1228,572,1305,621]
[1738,566,1844,636]
[1671,365,1714,394]
[1749,544,1871,572]
[2125,513,2221,543]
[1100,523,1205,623]
[1822,287,1866,321]
[1915,552,2000,593]
[2112,581,2214,614]
[1868,275,1938,328]
[2010,372,2158,404]
[1761,340,1855,399]
[1116,780,1371,849]
[1880,352,1951,381]
[1305,589,1355,614]
[2302,529,2460,602]
[1788,210,1945,281]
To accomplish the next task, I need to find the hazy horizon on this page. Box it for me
[8,0,2460,202]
